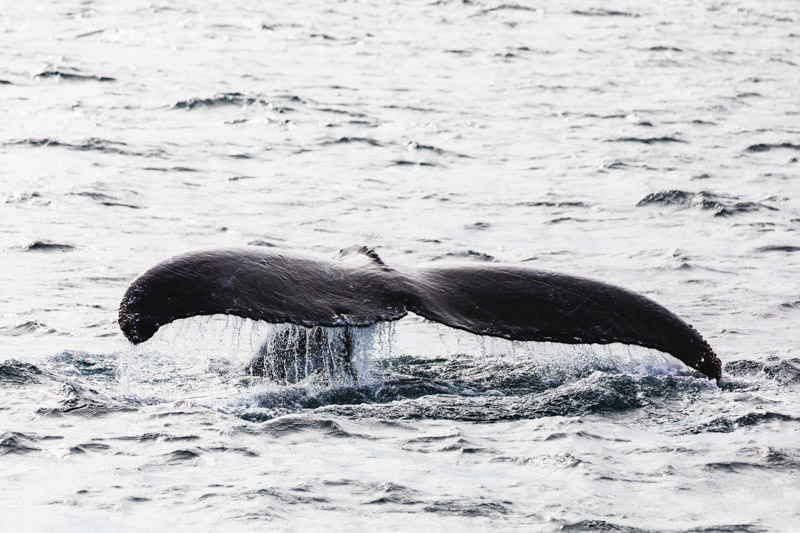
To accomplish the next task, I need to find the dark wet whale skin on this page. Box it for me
[119,246,722,379]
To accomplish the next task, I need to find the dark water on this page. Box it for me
[2,0,799,530]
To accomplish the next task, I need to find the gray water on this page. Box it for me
[2,0,799,531]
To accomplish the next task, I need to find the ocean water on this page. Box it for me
[2,0,799,530]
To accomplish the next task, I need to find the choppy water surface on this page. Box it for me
[2,0,799,530]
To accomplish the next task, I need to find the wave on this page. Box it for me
[636,190,779,216]
[247,239,277,247]
[724,358,800,385]
[572,9,639,17]
[0,432,42,456]
[647,46,683,52]
[684,412,799,435]
[171,92,269,110]
[322,136,383,147]
[33,67,115,82]
[476,4,538,16]
[21,241,75,252]
[69,191,141,209]
[6,138,165,158]
[390,160,438,167]
[0,360,43,386]
[756,245,800,253]
[142,166,198,172]
[516,200,588,208]
[561,520,649,532]
[312,372,716,423]
[745,142,800,152]
[546,217,587,224]
[431,250,496,261]
[609,136,686,144]
[6,315,797,426]
[3,191,48,205]
[0,321,57,337]
[254,417,373,439]
[2,347,795,430]
[405,141,470,158]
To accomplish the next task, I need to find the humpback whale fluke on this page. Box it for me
[118,247,722,379]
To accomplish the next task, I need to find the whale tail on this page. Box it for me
[119,247,722,379]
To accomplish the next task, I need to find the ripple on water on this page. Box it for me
[423,499,510,517]
[21,241,75,253]
[560,520,650,532]
[6,138,163,157]
[571,8,639,17]
[678,412,799,435]
[163,449,201,463]
[0,360,43,386]
[745,142,800,152]
[33,67,115,82]
[636,190,778,216]
[171,92,269,110]
[755,245,800,253]
[609,136,686,144]
[724,358,800,385]
[0,432,42,455]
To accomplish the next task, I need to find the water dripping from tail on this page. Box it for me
[245,322,395,386]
